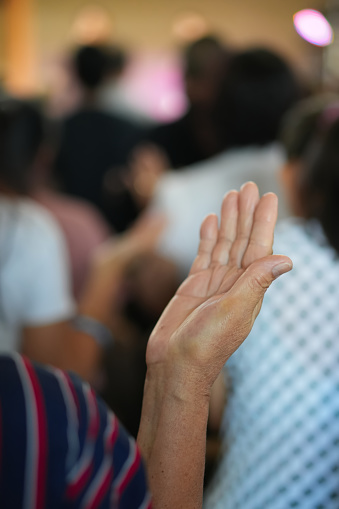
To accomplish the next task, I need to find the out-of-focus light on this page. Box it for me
[71,5,112,44]
[293,9,333,47]
[118,53,188,122]
[158,90,186,118]
[172,12,209,42]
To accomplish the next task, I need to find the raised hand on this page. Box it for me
[146,182,292,388]
[138,182,292,509]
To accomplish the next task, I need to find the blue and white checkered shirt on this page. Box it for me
[205,218,339,509]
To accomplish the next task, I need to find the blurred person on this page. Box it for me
[0,99,163,382]
[54,45,143,232]
[204,97,339,508]
[95,37,228,214]
[43,54,84,119]
[7,100,111,298]
[98,44,155,126]
[35,190,111,299]
[149,47,301,276]
[145,35,230,169]
[0,182,293,508]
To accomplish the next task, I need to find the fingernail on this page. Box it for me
[272,262,293,278]
[240,181,253,191]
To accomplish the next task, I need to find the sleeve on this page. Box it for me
[16,205,75,325]
[56,370,152,509]
[0,355,152,509]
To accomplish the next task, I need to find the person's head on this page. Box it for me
[216,48,300,149]
[0,100,44,194]
[183,35,229,110]
[279,95,339,254]
[72,44,113,92]
[105,45,127,80]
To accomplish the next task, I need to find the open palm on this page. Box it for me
[146,182,292,384]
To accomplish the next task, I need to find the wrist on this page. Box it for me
[146,360,212,405]
[72,315,114,348]
[165,361,212,404]
[79,270,118,327]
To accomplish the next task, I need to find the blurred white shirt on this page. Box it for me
[151,143,289,276]
[0,197,75,352]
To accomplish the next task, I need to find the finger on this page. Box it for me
[242,192,278,269]
[231,254,292,311]
[211,190,238,265]
[228,182,260,267]
[189,214,219,274]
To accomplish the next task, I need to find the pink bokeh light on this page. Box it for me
[118,52,188,122]
[293,9,333,47]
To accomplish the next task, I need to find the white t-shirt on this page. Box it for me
[151,143,289,276]
[0,197,75,352]
[204,218,339,509]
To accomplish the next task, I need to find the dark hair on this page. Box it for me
[279,96,338,160]
[183,35,228,79]
[73,45,111,90]
[105,45,126,76]
[0,100,43,193]
[216,48,300,148]
[280,96,339,254]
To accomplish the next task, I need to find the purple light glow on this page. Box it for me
[293,9,333,47]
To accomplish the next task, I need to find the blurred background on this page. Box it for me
[1,0,339,118]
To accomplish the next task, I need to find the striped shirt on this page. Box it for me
[0,353,152,509]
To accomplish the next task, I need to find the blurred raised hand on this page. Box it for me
[80,212,166,326]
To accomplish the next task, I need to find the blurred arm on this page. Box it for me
[22,214,165,383]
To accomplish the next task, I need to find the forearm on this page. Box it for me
[78,270,118,329]
[137,364,166,461]
[138,363,210,509]
[59,327,103,381]
[22,322,102,383]
[31,252,128,381]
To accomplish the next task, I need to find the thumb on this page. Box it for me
[232,254,292,315]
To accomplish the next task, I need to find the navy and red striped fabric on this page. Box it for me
[0,354,152,509]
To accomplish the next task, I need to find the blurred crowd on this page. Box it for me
[1,29,339,507]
